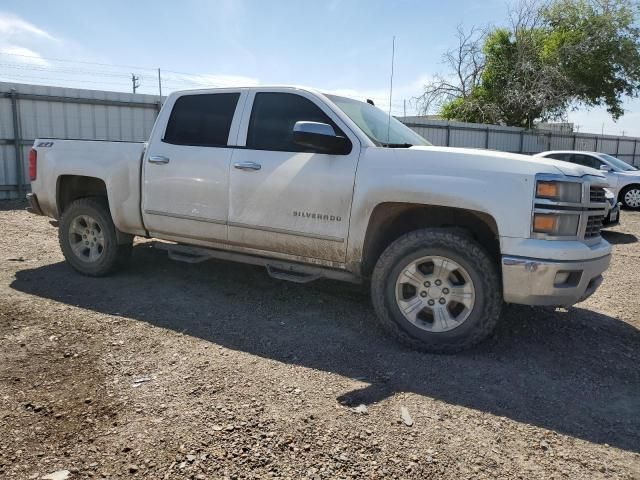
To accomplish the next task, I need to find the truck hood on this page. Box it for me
[406,146,608,179]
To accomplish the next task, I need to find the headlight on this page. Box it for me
[536,181,582,203]
[604,188,615,203]
[533,213,580,236]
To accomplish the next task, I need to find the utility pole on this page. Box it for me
[131,73,140,94]
[157,68,162,98]
[403,99,406,118]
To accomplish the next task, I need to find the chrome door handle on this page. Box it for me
[148,155,170,164]
[233,161,261,171]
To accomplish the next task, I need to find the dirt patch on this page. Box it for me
[1,200,639,479]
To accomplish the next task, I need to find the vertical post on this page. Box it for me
[572,134,577,150]
[9,89,24,197]
[615,137,620,156]
[157,68,162,98]
[633,139,638,167]
[446,124,451,147]
[485,126,490,149]
[131,73,140,94]
[595,136,599,152]
[519,130,524,154]
[403,99,406,118]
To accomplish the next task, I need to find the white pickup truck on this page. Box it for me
[27,86,612,352]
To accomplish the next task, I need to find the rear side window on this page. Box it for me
[247,92,345,152]
[163,93,240,147]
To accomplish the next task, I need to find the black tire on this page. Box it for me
[58,197,132,277]
[619,185,640,210]
[371,229,502,353]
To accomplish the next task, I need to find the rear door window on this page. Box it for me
[164,93,240,147]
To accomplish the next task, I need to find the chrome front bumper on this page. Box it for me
[502,254,611,306]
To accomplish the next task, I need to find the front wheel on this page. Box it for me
[371,229,502,353]
[59,197,132,276]
[621,186,640,209]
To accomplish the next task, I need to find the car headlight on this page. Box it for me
[533,213,580,236]
[536,180,582,203]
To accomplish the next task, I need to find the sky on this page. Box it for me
[0,0,638,136]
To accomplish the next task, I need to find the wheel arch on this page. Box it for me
[619,183,640,204]
[360,202,500,277]
[56,175,109,217]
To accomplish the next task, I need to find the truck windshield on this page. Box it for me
[326,94,431,147]
[599,153,639,172]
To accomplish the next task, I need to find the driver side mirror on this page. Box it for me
[292,121,351,155]
[600,164,613,172]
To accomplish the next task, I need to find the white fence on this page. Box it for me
[0,82,161,200]
[1,81,638,200]
[400,116,640,166]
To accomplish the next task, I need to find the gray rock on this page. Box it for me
[41,471,71,480]
[353,404,368,415]
[400,406,414,427]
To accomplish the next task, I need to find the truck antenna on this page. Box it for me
[387,36,395,143]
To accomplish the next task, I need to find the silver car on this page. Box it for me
[535,151,640,209]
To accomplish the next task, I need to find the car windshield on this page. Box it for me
[326,94,431,147]
[599,153,638,172]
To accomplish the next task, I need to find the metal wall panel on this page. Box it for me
[2,81,640,199]
[402,117,640,167]
[1,81,161,198]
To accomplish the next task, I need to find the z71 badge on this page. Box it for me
[36,141,54,147]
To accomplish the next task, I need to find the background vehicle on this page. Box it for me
[535,151,640,209]
[603,188,621,226]
[26,86,612,352]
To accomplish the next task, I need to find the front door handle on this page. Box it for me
[149,155,170,164]
[234,161,261,171]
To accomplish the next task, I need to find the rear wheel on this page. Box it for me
[621,186,640,209]
[59,197,132,276]
[371,229,502,353]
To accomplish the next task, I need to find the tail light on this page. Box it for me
[28,148,37,181]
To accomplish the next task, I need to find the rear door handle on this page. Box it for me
[149,155,170,164]
[233,161,261,171]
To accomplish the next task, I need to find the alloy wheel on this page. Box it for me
[395,255,475,332]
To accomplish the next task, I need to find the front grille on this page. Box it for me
[585,214,605,238]
[590,186,606,203]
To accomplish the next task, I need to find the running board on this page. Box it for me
[153,242,360,284]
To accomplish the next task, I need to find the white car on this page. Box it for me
[26,86,612,352]
[535,151,640,209]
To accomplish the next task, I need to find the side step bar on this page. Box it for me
[153,241,360,284]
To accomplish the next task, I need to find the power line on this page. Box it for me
[0,72,135,86]
[0,51,160,72]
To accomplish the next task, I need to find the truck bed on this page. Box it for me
[30,139,147,235]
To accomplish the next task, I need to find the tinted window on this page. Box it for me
[571,154,602,169]
[247,92,345,152]
[547,153,570,162]
[164,93,240,147]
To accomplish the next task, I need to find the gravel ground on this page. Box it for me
[1,199,639,479]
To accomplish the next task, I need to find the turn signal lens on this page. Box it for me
[536,182,558,198]
[533,214,557,233]
[533,213,580,236]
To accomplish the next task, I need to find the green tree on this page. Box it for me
[542,0,640,119]
[417,0,640,127]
